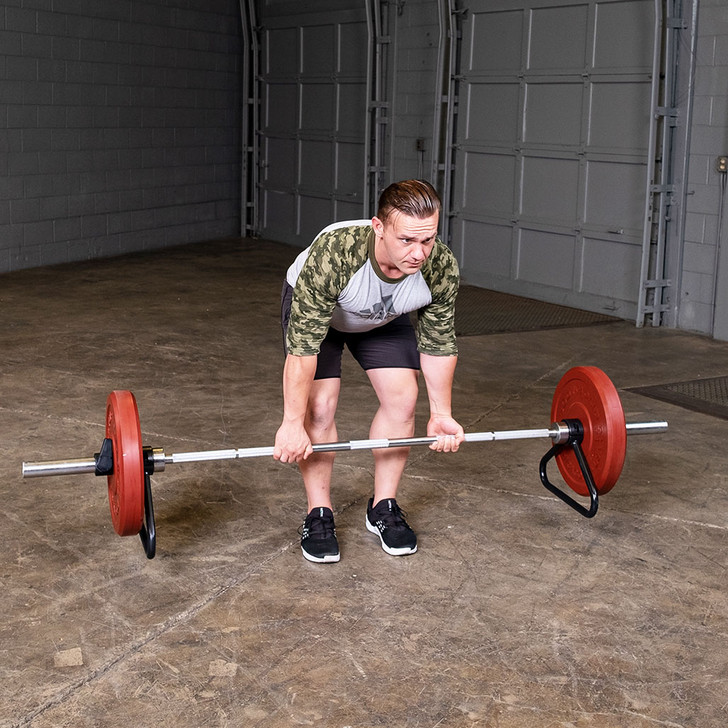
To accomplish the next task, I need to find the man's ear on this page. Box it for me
[371,216,384,237]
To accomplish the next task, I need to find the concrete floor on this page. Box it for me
[2,238,728,728]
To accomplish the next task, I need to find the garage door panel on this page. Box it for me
[264,83,298,134]
[263,190,296,238]
[517,228,575,288]
[333,199,364,222]
[265,27,298,75]
[264,137,296,187]
[525,82,583,145]
[460,220,514,279]
[336,141,365,193]
[301,25,336,73]
[521,156,580,224]
[339,21,368,74]
[465,83,521,145]
[584,160,646,232]
[469,10,524,72]
[300,139,333,188]
[297,194,333,241]
[463,152,516,217]
[529,4,589,71]
[588,81,651,152]
[301,83,336,132]
[581,236,642,298]
[593,0,654,70]
[338,83,367,136]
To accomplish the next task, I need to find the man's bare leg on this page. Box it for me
[298,377,341,511]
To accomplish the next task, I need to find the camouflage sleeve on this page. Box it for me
[415,240,459,356]
[286,227,369,356]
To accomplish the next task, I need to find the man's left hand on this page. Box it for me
[427,415,465,452]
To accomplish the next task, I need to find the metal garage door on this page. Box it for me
[449,0,656,319]
[255,2,369,248]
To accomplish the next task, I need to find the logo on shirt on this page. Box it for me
[358,295,397,321]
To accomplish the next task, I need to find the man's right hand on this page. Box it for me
[273,420,314,463]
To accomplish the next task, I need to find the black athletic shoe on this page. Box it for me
[300,507,340,563]
[365,498,417,556]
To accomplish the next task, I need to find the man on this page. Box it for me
[274,179,464,563]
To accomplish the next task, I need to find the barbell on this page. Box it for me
[22,366,667,559]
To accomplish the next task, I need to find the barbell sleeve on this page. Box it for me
[22,457,99,478]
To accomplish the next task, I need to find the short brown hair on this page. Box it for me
[377,180,441,224]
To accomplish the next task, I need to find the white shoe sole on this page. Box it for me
[365,517,417,556]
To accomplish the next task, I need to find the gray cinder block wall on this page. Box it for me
[682,0,728,336]
[0,0,242,274]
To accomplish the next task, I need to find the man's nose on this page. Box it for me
[411,244,427,261]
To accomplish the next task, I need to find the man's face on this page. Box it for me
[372,211,439,277]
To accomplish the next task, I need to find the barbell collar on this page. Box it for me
[149,447,166,473]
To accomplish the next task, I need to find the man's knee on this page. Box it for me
[378,376,419,419]
[306,383,340,430]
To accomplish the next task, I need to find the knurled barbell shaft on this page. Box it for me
[21,420,668,479]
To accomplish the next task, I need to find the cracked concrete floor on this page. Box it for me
[2,238,728,727]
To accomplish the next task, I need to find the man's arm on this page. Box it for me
[420,352,464,452]
[273,353,318,463]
